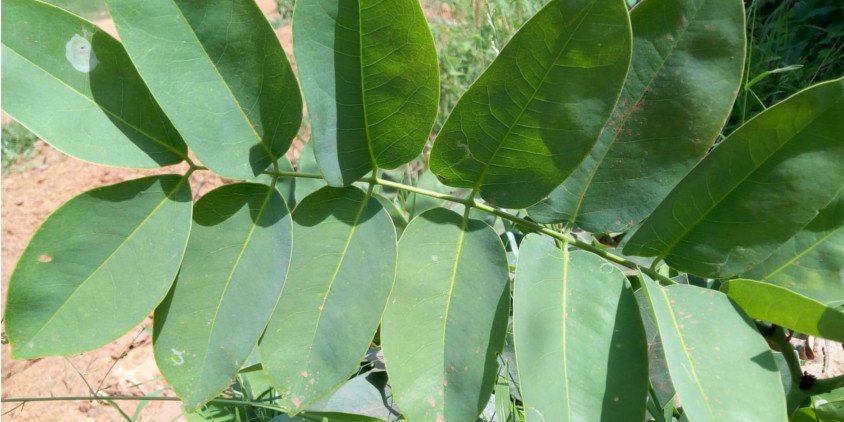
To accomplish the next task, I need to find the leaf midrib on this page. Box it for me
[440,210,470,415]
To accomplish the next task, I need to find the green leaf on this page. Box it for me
[106,0,302,179]
[639,274,787,421]
[260,186,397,412]
[1,0,187,168]
[372,193,408,237]
[407,170,451,220]
[740,188,844,307]
[304,371,401,421]
[791,402,844,422]
[382,208,509,422]
[293,0,439,186]
[721,279,844,343]
[624,77,844,278]
[251,156,298,209]
[429,0,632,209]
[528,0,746,232]
[154,183,292,410]
[5,175,192,358]
[513,235,648,421]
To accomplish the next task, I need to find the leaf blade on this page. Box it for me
[5,175,192,358]
[528,0,746,231]
[260,186,397,412]
[106,0,302,178]
[154,183,292,410]
[1,0,187,168]
[513,235,648,421]
[429,0,632,209]
[624,77,844,277]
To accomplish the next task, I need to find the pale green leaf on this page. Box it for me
[106,0,302,179]
[154,183,292,410]
[5,175,192,358]
[528,0,746,232]
[294,0,439,186]
[1,0,187,168]
[382,208,509,422]
[640,274,787,421]
[429,0,632,209]
[624,78,844,278]
[721,279,844,343]
[513,235,648,421]
[260,186,397,412]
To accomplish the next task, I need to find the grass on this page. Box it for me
[1,121,40,174]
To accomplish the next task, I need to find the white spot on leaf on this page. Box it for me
[65,34,98,73]
[170,348,185,366]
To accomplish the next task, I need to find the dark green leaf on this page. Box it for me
[513,235,648,421]
[106,0,302,179]
[624,78,844,278]
[154,183,292,410]
[640,274,787,421]
[429,0,632,209]
[294,0,439,186]
[528,0,746,231]
[721,279,844,343]
[741,188,844,307]
[5,175,192,358]
[260,186,397,412]
[1,0,187,167]
[382,208,509,422]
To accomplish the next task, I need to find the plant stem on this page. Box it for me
[260,171,677,286]
[807,373,844,396]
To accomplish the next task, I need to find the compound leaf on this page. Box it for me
[260,186,397,412]
[106,0,302,179]
[382,208,509,422]
[528,0,745,232]
[1,0,187,168]
[429,0,631,209]
[294,0,439,186]
[513,235,648,421]
[5,175,192,358]
[154,183,292,410]
[640,274,787,421]
[624,78,844,278]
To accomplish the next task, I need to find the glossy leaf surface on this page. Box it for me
[260,186,397,412]
[5,175,192,358]
[429,0,631,209]
[625,78,844,277]
[1,0,187,168]
[640,275,787,421]
[106,0,302,179]
[294,0,439,186]
[513,235,648,421]
[528,0,745,231]
[382,208,509,422]
[741,189,844,307]
[154,183,292,410]
[721,279,844,343]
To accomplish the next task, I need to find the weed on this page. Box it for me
[2,121,39,174]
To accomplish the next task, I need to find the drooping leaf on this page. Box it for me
[382,208,509,422]
[528,0,746,232]
[1,0,187,168]
[624,78,844,278]
[740,188,844,307]
[260,186,397,412]
[305,371,401,421]
[634,289,675,407]
[639,274,787,421]
[154,183,292,410]
[106,0,302,179]
[293,0,439,186]
[5,175,192,358]
[429,0,632,209]
[513,235,648,421]
[721,279,844,343]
